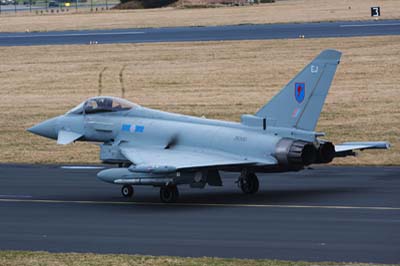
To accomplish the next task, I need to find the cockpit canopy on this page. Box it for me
[67,97,138,115]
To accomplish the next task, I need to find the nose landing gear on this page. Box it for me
[121,185,134,198]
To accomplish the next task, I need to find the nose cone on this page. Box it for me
[27,117,58,140]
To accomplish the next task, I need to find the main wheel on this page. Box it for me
[240,173,259,194]
[121,185,134,198]
[160,185,179,203]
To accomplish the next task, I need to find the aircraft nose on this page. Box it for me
[27,117,59,140]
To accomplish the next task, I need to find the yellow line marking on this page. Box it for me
[0,198,399,211]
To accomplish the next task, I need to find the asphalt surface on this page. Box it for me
[0,3,117,13]
[1,19,400,46]
[0,164,399,263]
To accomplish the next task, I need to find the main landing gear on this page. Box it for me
[160,185,179,203]
[238,172,259,194]
[120,172,258,202]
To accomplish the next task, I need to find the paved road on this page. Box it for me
[0,20,400,46]
[0,164,399,263]
[0,3,117,13]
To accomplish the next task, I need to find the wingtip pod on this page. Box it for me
[315,49,342,63]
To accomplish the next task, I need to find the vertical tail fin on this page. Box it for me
[256,49,341,131]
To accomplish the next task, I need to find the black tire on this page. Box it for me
[240,173,259,194]
[121,185,134,198]
[160,185,179,203]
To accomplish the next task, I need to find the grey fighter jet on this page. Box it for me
[28,50,390,203]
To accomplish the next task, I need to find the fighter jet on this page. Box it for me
[28,49,390,203]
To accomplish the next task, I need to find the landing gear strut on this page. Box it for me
[121,185,134,198]
[160,185,179,203]
[238,173,259,194]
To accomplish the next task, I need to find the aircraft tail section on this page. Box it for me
[255,49,341,131]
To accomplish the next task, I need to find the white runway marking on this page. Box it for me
[61,166,105,170]
[340,23,400,28]
[0,198,399,211]
[0,195,33,199]
[0,31,145,39]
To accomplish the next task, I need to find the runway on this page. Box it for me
[1,19,400,46]
[0,164,399,263]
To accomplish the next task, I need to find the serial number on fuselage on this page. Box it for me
[234,136,247,142]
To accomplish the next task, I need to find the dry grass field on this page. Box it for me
[1,251,394,266]
[0,35,399,165]
[1,0,400,32]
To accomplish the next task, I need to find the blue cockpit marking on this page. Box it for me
[122,124,144,133]
[135,125,144,133]
[122,124,131,132]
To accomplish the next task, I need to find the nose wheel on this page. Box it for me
[121,185,134,198]
[239,173,259,194]
[160,185,179,203]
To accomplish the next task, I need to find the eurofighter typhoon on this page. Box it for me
[28,50,390,203]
